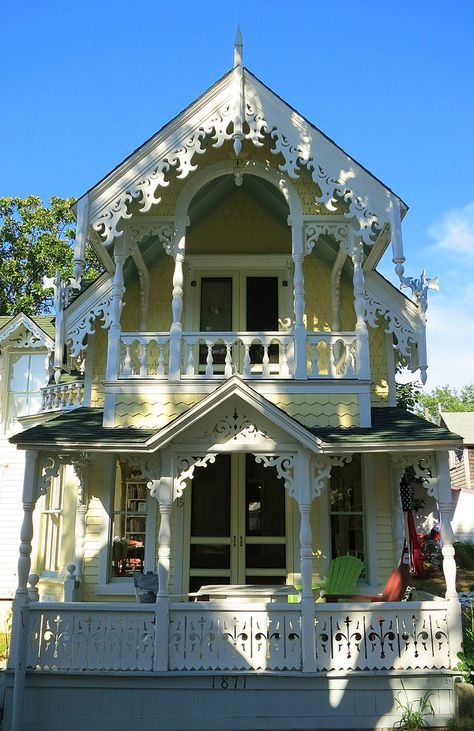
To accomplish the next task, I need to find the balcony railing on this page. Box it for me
[118,330,359,380]
[25,599,453,674]
[41,380,85,411]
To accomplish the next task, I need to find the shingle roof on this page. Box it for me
[440,412,474,445]
[309,407,462,445]
[10,405,462,451]
[0,314,55,340]
[10,408,155,448]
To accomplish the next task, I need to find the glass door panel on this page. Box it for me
[189,455,232,590]
[200,277,233,370]
[246,277,279,367]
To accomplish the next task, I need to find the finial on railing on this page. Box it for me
[27,573,39,602]
[234,25,243,68]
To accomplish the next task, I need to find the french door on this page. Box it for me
[185,454,290,593]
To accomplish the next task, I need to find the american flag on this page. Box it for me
[399,474,412,512]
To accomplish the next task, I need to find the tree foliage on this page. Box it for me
[397,380,474,423]
[0,196,102,316]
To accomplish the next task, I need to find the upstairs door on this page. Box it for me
[185,454,290,593]
[198,274,280,372]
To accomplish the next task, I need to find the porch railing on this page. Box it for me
[118,330,360,380]
[25,600,453,674]
[41,380,85,411]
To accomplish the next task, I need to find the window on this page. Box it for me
[110,471,148,579]
[6,352,48,430]
[41,473,64,574]
[329,455,365,568]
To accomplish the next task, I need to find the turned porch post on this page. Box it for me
[105,240,126,381]
[436,451,463,660]
[152,472,172,671]
[296,450,316,672]
[10,449,40,731]
[168,220,187,381]
[291,213,307,379]
[350,233,370,381]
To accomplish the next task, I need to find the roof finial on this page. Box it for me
[234,25,243,68]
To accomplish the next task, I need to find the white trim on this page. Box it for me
[358,392,371,427]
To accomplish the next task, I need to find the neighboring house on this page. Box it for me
[3,39,465,731]
[0,314,54,618]
[441,412,474,541]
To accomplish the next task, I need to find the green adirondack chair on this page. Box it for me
[290,555,363,602]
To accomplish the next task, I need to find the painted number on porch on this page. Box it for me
[211,675,246,689]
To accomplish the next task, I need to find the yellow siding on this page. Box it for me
[266,393,359,428]
[369,323,390,405]
[115,393,206,428]
[122,255,174,332]
[372,454,394,583]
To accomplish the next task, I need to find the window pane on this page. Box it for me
[246,455,285,536]
[191,455,230,537]
[329,455,363,512]
[9,354,30,391]
[110,479,147,578]
[330,515,365,563]
[245,543,286,569]
[28,354,48,391]
[190,544,230,569]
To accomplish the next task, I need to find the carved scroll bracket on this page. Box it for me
[390,453,435,496]
[174,454,216,499]
[254,454,295,498]
[311,454,353,499]
[304,222,350,256]
[125,455,162,498]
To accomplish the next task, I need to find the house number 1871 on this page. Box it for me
[211,675,246,689]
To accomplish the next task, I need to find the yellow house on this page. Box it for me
[4,34,464,731]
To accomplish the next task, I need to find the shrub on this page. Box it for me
[454,541,474,570]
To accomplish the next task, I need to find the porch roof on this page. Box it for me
[10,405,462,452]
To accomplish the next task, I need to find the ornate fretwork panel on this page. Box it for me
[89,74,390,247]
[64,274,114,357]
[203,407,269,443]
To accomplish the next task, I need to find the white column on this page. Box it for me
[292,251,307,379]
[437,452,458,599]
[351,236,370,381]
[168,250,185,381]
[73,195,89,284]
[73,460,89,589]
[153,471,172,672]
[105,243,126,381]
[296,451,316,672]
[10,450,39,731]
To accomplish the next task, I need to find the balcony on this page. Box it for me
[118,330,360,381]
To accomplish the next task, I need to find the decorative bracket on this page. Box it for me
[125,455,162,498]
[304,222,350,256]
[390,453,435,496]
[311,454,353,499]
[38,454,71,496]
[174,454,216,499]
[253,454,295,498]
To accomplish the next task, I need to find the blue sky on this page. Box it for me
[2,1,474,389]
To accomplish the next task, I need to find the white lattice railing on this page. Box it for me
[25,600,453,674]
[306,332,357,378]
[168,603,301,671]
[41,380,85,411]
[27,603,156,672]
[315,601,451,671]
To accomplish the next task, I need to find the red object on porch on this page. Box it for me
[325,546,410,603]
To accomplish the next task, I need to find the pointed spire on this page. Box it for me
[234,25,243,68]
